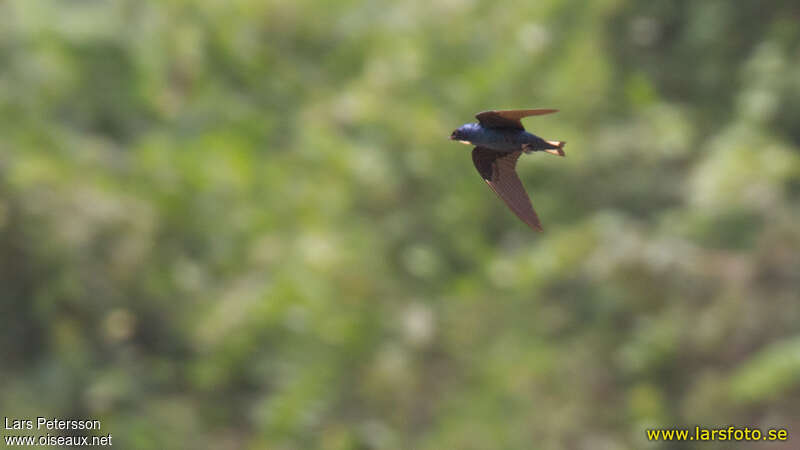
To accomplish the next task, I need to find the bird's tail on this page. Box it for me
[543,140,566,156]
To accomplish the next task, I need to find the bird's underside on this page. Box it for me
[470,109,562,232]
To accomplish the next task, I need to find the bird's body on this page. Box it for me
[450,109,566,232]
[452,122,555,153]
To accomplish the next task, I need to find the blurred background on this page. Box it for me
[2,0,800,449]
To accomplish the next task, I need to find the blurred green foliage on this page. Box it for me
[1,0,800,449]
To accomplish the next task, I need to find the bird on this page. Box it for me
[450,109,565,232]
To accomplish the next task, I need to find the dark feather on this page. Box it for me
[475,109,558,130]
[471,147,543,231]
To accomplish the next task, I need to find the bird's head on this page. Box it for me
[449,124,474,145]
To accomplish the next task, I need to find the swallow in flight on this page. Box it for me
[450,109,565,232]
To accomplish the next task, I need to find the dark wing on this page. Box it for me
[475,109,558,130]
[472,147,543,231]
